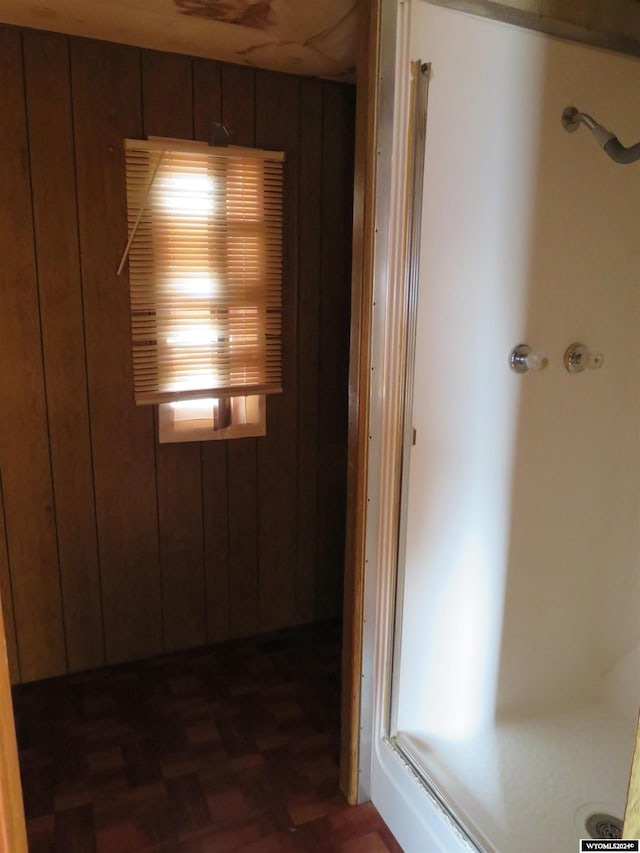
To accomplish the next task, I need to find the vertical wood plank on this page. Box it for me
[0,476,19,683]
[226,442,257,638]
[142,49,193,138]
[71,38,162,665]
[317,82,356,620]
[141,50,206,653]
[255,71,299,633]
[222,64,256,147]
[296,78,324,624]
[201,444,229,641]
[193,58,222,143]
[221,65,259,638]
[155,446,205,651]
[0,27,67,682]
[22,30,104,674]
[193,59,230,643]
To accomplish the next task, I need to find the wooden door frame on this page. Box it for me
[339,0,382,805]
[0,594,27,853]
[625,719,640,838]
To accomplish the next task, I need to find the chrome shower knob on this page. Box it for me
[564,343,604,374]
[509,344,548,374]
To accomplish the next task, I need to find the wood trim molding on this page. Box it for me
[427,0,640,57]
[340,0,381,805]
[625,714,640,838]
[0,593,27,853]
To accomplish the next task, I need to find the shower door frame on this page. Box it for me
[356,0,475,847]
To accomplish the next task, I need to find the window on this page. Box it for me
[121,137,284,441]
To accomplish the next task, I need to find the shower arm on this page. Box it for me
[562,106,640,164]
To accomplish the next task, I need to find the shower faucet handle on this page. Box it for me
[564,343,604,374]
[509,344,548,374]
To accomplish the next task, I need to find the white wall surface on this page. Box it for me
[395,0,640,737]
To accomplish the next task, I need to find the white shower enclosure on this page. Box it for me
[362,2,640,851]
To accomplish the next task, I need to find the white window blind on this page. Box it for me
[123,137,284,405]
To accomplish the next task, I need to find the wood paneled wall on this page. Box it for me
[0,26,355,684]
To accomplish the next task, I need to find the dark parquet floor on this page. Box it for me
[13,622,402,853]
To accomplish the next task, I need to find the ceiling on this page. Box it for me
[0,0,358,80]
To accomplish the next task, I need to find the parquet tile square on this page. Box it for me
[54,803,96,853]
[287,794,346,828]
[13,622,402,852]
[339,832,391,853]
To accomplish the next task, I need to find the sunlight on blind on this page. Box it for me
[123,138,284,405]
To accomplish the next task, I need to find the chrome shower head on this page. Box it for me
[562,105,640,165]
[562,106,598,132]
